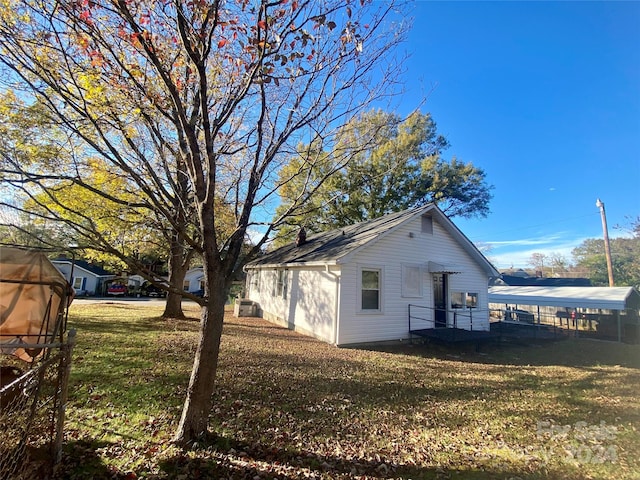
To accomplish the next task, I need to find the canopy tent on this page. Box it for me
[0,247,72,362]
[488,286,640,311]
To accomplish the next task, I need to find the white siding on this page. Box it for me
[52,262,105,295]
[183,268,205,292]
[246,266,339,344]
[337,215,490,345]
[246,269,284,317]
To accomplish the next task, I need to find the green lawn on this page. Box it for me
[56,302,640,479]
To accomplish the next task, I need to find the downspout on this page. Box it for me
[326,264,341,346]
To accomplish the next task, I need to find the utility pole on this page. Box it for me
[596,199,614,287]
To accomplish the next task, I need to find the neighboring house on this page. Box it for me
[493,273,592,287]
[244,204,499,346]
[184,267,205,293]
[51,258,115,296]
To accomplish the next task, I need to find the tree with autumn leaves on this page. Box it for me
[272,109,493,245]
[0,89,198,317]
[0,0,408,442]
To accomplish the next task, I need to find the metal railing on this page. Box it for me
[489,307,639,343]
[408,304,639,343]
[409,304,484,332]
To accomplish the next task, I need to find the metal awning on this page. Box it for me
[428,261,463,274]
[488,286,640,310]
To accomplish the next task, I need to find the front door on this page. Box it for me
[433,273,447,328]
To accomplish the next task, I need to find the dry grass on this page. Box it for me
[55,302,640,479]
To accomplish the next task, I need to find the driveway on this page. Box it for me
[71,297,207,306]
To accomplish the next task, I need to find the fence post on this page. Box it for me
[53,329,76,466]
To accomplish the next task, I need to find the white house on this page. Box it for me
[52,258,115,296]
[184,267,205,293]
[244,204,499,346]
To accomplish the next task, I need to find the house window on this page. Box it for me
[401,264,422,298]
[421,215,433,234]
[250,271,260,293]
[183,280,189,291]
[451,291,479,309]
[73,277,86,290]
[360,268,381,311]
[466,292,478,308]
[275,269,288,299]
[451,291,464,309]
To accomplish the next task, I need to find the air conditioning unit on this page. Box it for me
[234,299,256,317]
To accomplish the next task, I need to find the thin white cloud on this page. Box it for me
[486,232,568,248]
[488,236,592,269]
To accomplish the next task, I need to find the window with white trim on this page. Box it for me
[360,268,381,311]
[401,264,422,298]
[451,291,479,309]
[465,292,478,308]
[73,277,86,290]
[451,291,464,309]
[421,215,433,234]
[275,269,288,299]
[250,271,260,293]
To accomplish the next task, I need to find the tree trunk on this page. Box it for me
[172,275,227,443]
[162,237,189,319]
[173,198,229,444]
[163,291,185,319]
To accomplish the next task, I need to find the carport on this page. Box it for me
[488,286,640,342]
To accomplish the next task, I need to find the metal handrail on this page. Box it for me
[409,304,485,332]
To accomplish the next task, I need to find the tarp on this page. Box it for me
[488,286,640,311]
[0,247,71,362]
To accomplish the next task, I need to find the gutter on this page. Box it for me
[245,260,339,270]
[325,264,341,346]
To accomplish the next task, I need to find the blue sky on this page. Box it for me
[396,1,640,269]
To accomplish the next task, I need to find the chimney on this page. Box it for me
[296,226,307,246]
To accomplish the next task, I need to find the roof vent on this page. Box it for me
[296,226,307,246]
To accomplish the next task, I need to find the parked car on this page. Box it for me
[141,282,167,298]
[107,283,127,296]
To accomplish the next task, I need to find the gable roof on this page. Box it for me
[246,204,499,276]
[51,257,114,277]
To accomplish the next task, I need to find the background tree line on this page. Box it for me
[526,216,640,287]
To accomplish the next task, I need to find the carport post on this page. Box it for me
[617,311,621,343]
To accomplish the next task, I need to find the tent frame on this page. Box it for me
[0,246,76,477]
